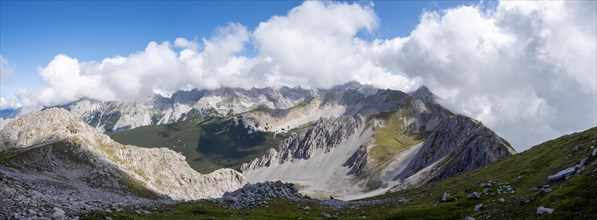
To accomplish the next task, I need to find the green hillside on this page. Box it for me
[381,126,597,219]
[107,118,289,174]
[88,127,596,219]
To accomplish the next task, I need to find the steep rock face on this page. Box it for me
[241,116,366,171]
[0,108,247,201]
[343,145,368,175]
[241,116,373,197]
[59,99,154,132]
[390,116,515,190]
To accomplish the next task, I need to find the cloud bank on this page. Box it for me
[2,1,596,151]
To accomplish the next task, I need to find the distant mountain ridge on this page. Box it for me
[1,82,516,201]
[54,86,316,132]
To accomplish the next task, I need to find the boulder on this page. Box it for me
[51,208,65,220]
[540,185,552,193]
[467,192,481,199]
[547,167,576,181]
[536,206,554,215]
[579,157,588,166]
[440,192,452,202]
[219,181,304,209]
[473,203,483,212]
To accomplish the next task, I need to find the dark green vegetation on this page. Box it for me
[108,118,289,173]
[87,127,596,219]
[83,200,354,220]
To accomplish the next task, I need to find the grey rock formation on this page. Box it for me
[218,181,304,209]
[473,203,483,212]
[548,156,590,181]
[537,206,554,214]
[440,192,452,202]
[467,192,481,199]
[0,108,247,218]
[393,115,513,185]
[241,116,365,171]
[409,86,436,103]
[320,212,332,218]
[343,145,368,175]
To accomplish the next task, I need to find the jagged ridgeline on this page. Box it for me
[35,82,516,200]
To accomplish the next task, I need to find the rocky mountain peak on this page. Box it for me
[391,115,515,189]
[409,85,436,103]
[333,81,365,90]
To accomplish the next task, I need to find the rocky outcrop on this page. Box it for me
[241,115,373,198]
[0,108,247,202]
[241,116,366,171]
[343,145,368,175]
[537,206,554,214]
[218,181,305,209]
[547,156,590,181]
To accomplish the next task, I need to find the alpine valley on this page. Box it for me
[1,82,595,219]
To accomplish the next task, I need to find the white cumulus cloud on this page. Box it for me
[395,1,596,150]
[1,1,595,151]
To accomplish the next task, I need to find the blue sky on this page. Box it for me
[0,0,595,151]
[0,0,473,97]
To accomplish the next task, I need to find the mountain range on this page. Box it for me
[37,83,513,197]
[2,82,592,219]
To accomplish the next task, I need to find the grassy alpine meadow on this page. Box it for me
[369,109,424,171]
[107,117,290,174]
[84,127,596,219]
